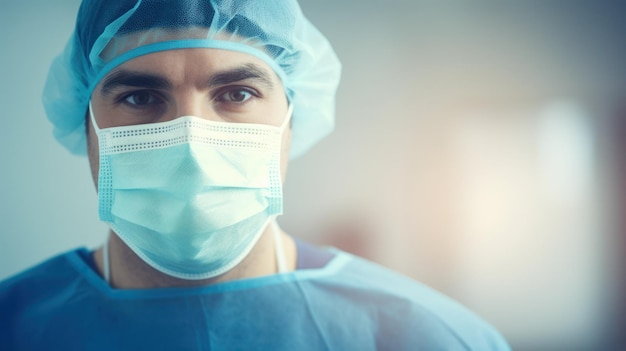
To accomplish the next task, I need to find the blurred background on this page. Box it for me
[1,0,624,350]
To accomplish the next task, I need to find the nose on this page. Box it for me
[171,92,219,122]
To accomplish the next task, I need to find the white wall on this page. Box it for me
[0,0,108,279]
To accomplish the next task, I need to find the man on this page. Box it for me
[1,1,511,349]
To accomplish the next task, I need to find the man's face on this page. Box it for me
[87,48,291,188]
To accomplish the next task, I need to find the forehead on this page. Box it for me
[99,48,281,85]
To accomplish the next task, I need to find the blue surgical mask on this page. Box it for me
[90,104,292,280]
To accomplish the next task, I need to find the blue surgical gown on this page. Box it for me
[0,246,510,350]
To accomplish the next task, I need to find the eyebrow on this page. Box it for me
[100,63,275,95]
[101,70,172,95]
[207,63,275,90]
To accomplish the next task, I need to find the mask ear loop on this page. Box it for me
[102,235,111,284]
[279,104,294,132]
[272,219,287,273]
[88,101,103,134]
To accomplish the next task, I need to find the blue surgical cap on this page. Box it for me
[42,0,341,159]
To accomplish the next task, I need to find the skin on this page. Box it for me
[88,48,297,289]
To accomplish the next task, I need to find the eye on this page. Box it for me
[217,88,257,104]
[122,91,162,107]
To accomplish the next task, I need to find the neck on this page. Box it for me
[93,224,296,289]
